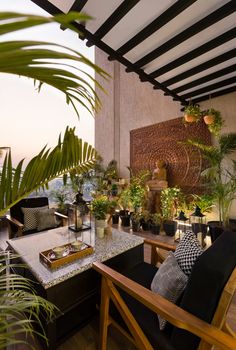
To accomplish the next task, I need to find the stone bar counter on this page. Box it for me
[7,225,144,289]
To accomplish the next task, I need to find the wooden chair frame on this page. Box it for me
[93,239,236,350]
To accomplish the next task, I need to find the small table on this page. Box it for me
[7,226,144,349]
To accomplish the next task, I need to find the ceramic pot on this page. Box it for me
[163,220,177,236]
[131,220,140,232]
[96,227,104,238]
[203,114,215,125]
[184,114,197,123]
[150,223,161,235]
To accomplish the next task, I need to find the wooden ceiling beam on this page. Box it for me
[180,77,236,99]
[150,28,236,78]
[134,1,236,68]
[191,86,236,104]
[162,49,236,87]
[70,0,88,12]
[173,65,236,94]
[116,0,197,56]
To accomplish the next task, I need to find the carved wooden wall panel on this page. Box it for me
[130,117,211,194]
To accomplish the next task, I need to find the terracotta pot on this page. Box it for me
[203,114,215,125]
[184,114,197,123]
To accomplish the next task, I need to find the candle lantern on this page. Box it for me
[175,210,189,242]
[69,192,91,232]
[190,206,207,247]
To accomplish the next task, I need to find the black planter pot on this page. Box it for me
[112,213,120,225]
[207,221,224,242]
[131,220,141,232]
[141,221,151,231]
[150,224,161,235]
[163,220,177,236]
[121,215,130,227]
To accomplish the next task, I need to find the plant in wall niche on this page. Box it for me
[161,187,181,236]
[183,104,201,123]
[203,108,223,136]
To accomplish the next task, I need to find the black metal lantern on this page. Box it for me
[69,192,91,232]
[175,210,189,242]
[190,206,207,247]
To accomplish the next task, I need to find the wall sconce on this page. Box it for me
[190,206,207,247]
[69,192,91,232]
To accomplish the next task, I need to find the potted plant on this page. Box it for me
[150,213,162,235]
[203,108,223,136]
[186,124,236,238]
[140,210,151,231]
[91,195,109,223]
[160,187,181,236]
[183,104,201,123]
[111,183,118,196]
[119,188,131,226]
[131,212,142,232]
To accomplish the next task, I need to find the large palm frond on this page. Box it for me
[0,12,109,117]
[219,133,236,157]
[0,252,56,349]
[0,127,98,216]
[185,139,222,166]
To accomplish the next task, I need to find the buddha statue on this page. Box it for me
[147,160,168,190]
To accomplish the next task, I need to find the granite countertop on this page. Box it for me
[7,226,143,289]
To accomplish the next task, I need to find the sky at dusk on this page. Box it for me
[0,0,95,166]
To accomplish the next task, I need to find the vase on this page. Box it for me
[96,227,105,238]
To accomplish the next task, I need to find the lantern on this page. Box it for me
[190,206,207,247]
[69,192,91,232]
[175,210,189,242]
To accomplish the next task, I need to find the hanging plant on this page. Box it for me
[203,108,223,136]
[183,104,201,123]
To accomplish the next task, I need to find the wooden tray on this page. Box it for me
[39,241,94,269]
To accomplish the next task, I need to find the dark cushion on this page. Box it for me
[111,262,176,350]
[10,197,49,225]
[36,208,57,231]
[151,252,188,330]
[21,206,48,231]
[170,230,236,350]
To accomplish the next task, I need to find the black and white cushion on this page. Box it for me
[174,231,203,276]
[21,206,48,232]
[151,252,188,330]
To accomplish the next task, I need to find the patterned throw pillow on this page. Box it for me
[151,252,188,330]
[21,206,48,232]
[37,208,57,231]
[174,231,203,276]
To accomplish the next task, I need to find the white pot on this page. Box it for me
[96,227,105,238]
[95,219,106,229]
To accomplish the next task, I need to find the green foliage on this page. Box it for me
[151,213,162,225]
[183,104,201,118]
[140,210,151,223]
[0,12,109,118]
[185,132,236,226]
[204,108,223,136]
[190,193,215,214]
[0,127,98,216]
[131,211,142,223]
[160,187,181,220]
[91,195,110,220]
[50,186,72,213]
[119,188,131,210]
[0,252,56,349]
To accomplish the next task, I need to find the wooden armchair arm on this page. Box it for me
[54,211,68,226]
[93,262,236,350]
[6,215,24,238]
[144,238,176,265]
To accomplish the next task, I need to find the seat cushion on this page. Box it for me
[171,230,236,350]
[110,262,176,350]
[151,252,188,330]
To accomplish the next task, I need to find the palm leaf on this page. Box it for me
[0,127,98,216]
[0,12,109,117]
[219,133,236,156]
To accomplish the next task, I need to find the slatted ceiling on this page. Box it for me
[33,0,236,105]
[174,69,236,95]
[156,39,236,84]
[124,0,223,63]
[144,16,236,76]
[102,0,177,50]
[170,58,236,90]
[82,0,123,33]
